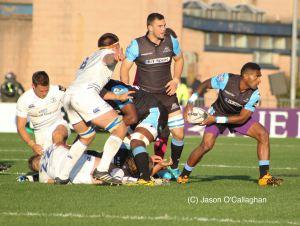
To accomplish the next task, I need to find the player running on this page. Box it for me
[178,62,283,186]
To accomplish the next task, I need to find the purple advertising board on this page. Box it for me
[185,108,300,138]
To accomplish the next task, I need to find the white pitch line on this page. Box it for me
[0,212,299,225]
[179,163,298,171]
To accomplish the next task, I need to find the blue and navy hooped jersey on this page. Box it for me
[125,34,181,93]
[210,73,260,116]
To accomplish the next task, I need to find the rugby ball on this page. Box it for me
[187,107,208,124]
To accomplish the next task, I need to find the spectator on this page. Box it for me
[0,72,25,102]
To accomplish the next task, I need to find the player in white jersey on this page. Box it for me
[16,71,70,155]
[28,144,172,185]
[56,33,132,185]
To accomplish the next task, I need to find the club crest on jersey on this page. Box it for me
[163,46,171,53]
[93,107,100,113]
[216,73,225,82]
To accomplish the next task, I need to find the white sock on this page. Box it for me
[58,140,87,180]
[97,135,122,172]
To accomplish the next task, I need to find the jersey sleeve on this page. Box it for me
[171,35,181,56]
[244,90,260,112]
[210,73,229,90]
[16,95,28,118]
[125,39,139,62]
[110,84,133,109]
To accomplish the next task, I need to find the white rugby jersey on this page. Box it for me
[16,85,65,130]
[39,145,67,183]
[68,48,115,93]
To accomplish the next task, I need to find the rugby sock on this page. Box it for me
[154,137,168,159]
[170,138,184,169]
[259,160,270,178]
[133,146,151,181]
[97,135,123,172]
[181,163,194,177]
[59,140,87,180]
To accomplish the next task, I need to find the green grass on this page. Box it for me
[0,133,299,226]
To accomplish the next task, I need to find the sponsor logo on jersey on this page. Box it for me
[225,98,242,107]
[28,104,35,109]
[163,46,171,53]
[145,57,171,65]
[141,52,153,56]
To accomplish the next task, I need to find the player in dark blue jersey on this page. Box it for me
[102,79,168,185]
[120,13,185,180]
[178,63,283,186]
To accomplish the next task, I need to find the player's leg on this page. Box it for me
[154,126,169,158]
[56,120,96,184]
[178,132,217,183]
[168,110,185,179]
[244,121,282,186]
[130,107,159,184]
[130,127,154,183]
[91,109,127,184]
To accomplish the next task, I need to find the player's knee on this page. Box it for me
[130,132,150,148]
[256,129,269,144]
[79,126,96,144]
[200,140,214,153]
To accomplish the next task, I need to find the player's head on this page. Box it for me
[240,62,262,89]
[28,155,41,172]
[147,13,166,40]
[98,33,120,51]
[32,71,50,99]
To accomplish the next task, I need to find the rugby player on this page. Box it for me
[120,13,185,180]
[16,71,70,155]
[102,79,168,185]
[178,62,283,186]
[55,33,133,185]
[28,144,172,185]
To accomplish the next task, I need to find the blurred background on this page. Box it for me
[0,0,299,136]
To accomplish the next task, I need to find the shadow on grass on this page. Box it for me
[190,175,257,183]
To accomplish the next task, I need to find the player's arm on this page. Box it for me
[202,90,260,126]
[166,36,184,95]
[101,89,135,102]
[120,40,139,84]
[16,116,43,155]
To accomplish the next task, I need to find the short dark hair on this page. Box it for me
[147,13,164,26]
[241,62,261,76]
[165,28,177,38]
[28,155,39,172]
[32,71,49,86]
[98,33,119,48]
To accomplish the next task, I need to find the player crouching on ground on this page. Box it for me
[178,62,283,186]
[27,144,172,185]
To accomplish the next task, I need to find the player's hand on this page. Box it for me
[183,103,193,122]
[31,144,43,155]
[165,78,179,96]
[117,90,135,102]
[158,158,173,167]
[200,114,215,126]
[114,47,124,62]
[150,155,163,163]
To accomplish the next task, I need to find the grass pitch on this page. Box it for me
[0,133,299,226]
